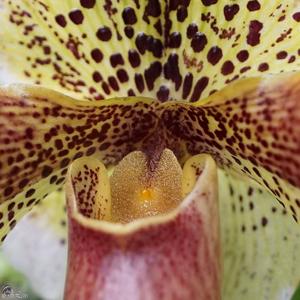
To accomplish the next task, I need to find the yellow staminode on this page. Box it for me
[110,149,183,224]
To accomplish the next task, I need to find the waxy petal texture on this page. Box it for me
[219,171,300,300]
[163,73,300,220]
[65,155,220,300]
[2,1,300,102]
[0,84,158,241]
[2,71,300,242]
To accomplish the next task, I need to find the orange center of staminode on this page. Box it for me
[140,188,154,201]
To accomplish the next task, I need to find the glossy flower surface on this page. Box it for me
[0,1,299,299]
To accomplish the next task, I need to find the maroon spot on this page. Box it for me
[151,39,163,58]
[19,178,29,189]
[99,142,111,151]
[276,51,287,59]
[25,188,35,198]
[289,55,296,63]
[58,149,69,157]
[110,53,124,67]
[4,187,13,197]
[135,33,147,54]
[191,32,207,52]
[8,211,14,222]
[223,4,240,21]
[91,48,103,63]
[42,166,53,178]
[247,20,263,46]
[108,76,119,91]
[190,77,209,102]
[177,6,188,22]
[117,69,129,83]
[168,32,182,48]
[56,178,65,185]
[156,86,169,102]
[122,7,137,25]
[143,35,163,58]
[55,14,67,27]
[43,46,51,55]
[26,198,36,207]
[144,0,161,19]
[80,0,96,8]
[186,23,198,39]
[293,12,300,22]
[258,63,269,72]
[163,54,182,90]
[221,61,234,75]
[261,217,268,226]
[86,147,96,156]
[144,61,162,90]
[207,46,223,65]
[50,175,58,184]
[8,202,15,211]
[17,203,24,209]
[182,73,193,99]
[128,49,141,68]
[93,71,102,82]
[124,26,134,38]
[69,9,84,25]
[240,66,251,73]
[135,73,145,93]
[102,82,110,94]
[201,0,218,6]
[247,0,261,11]
[129,89,135,96]
[237,50,249,62]
[96,26,112,41]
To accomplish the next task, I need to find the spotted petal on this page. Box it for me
[220,170,300,300]
[2,0,300,102]
[0,84,157,241]
[166,0,300,100]
[162,72,300,220]
[0,0,166,100]
[2,71,300,242]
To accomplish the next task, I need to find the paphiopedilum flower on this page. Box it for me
[0,0,300,299]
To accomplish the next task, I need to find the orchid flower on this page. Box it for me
[0,0,300,299]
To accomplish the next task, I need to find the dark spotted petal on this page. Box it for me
[162,72,300,221]
[65,154,220,300]
[2,1,300,102]
[0,84,157,242]
[166,0,300,100]
[219,170,300,300]
[0,0,166,100]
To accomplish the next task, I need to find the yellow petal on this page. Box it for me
[0,84,156,242]
[2,1,300,102]
[163,72,300,221]
[219,170,300,300]
[0,0,166,100]
[166,0,300,100]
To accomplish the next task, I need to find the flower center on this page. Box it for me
[69,148,208,225]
